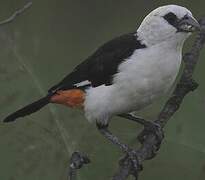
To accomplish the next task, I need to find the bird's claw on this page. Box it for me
[137,121,164,158]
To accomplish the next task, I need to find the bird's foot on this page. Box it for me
[137,121,164,159]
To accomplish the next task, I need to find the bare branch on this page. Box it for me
[68,151,90,180]
[0,1,32,26]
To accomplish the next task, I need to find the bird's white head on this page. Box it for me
[137,5,200,47]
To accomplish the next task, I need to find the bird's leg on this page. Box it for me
[96,123,142,172]
[118,113,148,125]
[119,113,164,157]
[96,123,129,152]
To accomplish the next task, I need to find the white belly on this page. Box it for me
[84,43,182,124]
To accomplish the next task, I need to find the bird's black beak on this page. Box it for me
[177,15,200,32]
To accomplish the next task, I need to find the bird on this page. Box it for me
[3,5,200,158]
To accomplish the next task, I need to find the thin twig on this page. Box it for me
[0,1,32,26]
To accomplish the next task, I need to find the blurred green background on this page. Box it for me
[0,0,205,179]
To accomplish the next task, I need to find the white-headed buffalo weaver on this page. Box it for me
[3,5,200,164]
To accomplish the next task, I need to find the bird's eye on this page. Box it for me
[183,15,189,20]
[163,12,178,25]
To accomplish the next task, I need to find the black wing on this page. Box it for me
[48,33,146,93]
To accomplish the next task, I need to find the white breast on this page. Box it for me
[84,40,182,124]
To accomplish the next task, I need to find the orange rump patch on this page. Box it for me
[50,89,85,108]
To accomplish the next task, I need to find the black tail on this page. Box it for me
[3,95,52,123]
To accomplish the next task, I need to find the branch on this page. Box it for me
[0,1,32,26]
[68,151,90,180]
[113,17,205,180]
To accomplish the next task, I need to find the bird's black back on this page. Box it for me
[48,33,146,93]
